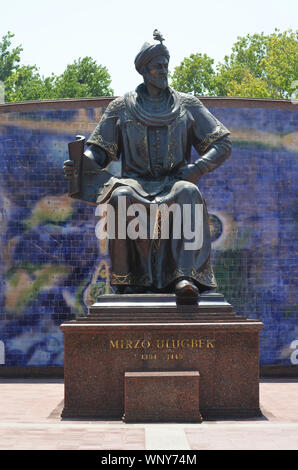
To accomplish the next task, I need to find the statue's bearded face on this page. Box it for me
[144,55,169,90]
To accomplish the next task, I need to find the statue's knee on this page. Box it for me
[176,181,201,201]
[184,181,199,193]
[109,186,133,206]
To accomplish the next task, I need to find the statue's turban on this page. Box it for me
[134,42,170,75]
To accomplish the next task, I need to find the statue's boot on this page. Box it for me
[175,278,199,305]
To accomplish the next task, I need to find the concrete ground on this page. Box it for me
[0,378,297,450]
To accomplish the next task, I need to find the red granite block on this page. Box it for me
[124,371,202,423]
[61,294,263,420]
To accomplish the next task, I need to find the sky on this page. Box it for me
[0,0,297,96]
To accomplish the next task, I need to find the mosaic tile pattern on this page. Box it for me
[0,99,297,367]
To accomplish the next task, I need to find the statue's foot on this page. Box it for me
[175,278,199,305]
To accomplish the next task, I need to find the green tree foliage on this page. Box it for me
[263,30,298,98]
[0,32,114,102]
[1,30,296,101]
[214,29,298,98]
[0,31,23,82]
[170,53,215,95]
[4,65,54,102]
[0,32,47,101]
[171,29,298,99]
[53,57,113,98]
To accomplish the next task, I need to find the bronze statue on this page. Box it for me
[64,31,232,304]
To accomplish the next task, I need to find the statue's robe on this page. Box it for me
[87,84,232,291]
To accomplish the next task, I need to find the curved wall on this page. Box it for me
[0,96,297,368]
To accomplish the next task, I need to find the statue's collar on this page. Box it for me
[124,83,180,127]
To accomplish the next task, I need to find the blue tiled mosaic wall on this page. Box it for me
[0,98,297,367]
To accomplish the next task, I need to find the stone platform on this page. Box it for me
[124,371,202,423]
[60,293,264,420]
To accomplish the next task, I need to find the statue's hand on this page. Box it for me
[63,159,75,178]
[177,164,201,184]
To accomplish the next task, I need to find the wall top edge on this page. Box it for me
[0,96,296,113]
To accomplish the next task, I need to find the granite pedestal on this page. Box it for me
[60,293,264,420]
[124,371,202,423]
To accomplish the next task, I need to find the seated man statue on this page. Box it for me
[64,31,232,304]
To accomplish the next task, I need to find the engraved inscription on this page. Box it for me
[109,337,215,360]
[141,353,157,360]
[167,353,183,360]
[109,337,215,350]
[110,339,151,349]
